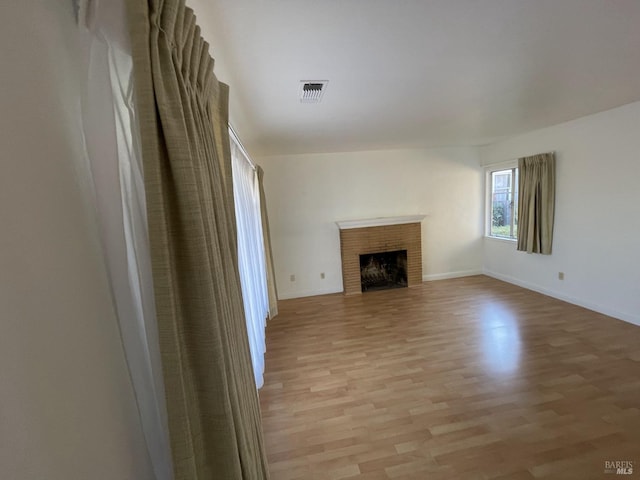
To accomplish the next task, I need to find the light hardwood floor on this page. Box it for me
[259,276,640,479]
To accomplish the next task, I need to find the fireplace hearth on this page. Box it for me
[360,250,407,292]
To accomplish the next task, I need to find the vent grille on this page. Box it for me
[300,80,328,103]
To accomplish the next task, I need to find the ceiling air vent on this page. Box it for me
[300,80,328,103]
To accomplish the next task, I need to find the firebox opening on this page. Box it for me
[359,250,408,292]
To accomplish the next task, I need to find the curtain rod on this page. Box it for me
[483,150,555,168]
[229,124,257,171]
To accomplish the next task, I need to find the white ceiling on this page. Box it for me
[188,0,640,156]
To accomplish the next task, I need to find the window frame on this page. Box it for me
[485,162,519,241]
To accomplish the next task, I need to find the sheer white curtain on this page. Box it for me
[80,1,172,478]
[230,133,270,388]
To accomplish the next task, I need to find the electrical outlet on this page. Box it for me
[290,274,296,282]
[320,272,325,279]
[558,272,565,280]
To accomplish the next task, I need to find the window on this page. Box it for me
[487,166,518,240]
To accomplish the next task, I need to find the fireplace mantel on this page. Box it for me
[336,215,425,230]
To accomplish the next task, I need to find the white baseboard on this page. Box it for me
[278,270,483,300]
[422,269,483,282]
[483,269,640,327]
[278,286,343,300]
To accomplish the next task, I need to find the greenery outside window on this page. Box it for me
[488,166,518,240]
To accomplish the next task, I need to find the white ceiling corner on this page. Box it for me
[187,0,640,157]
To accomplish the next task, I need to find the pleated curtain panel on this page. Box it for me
[517,152,556,254]
[257,166,279,319]
[125,0,270,478]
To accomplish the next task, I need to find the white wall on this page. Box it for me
[480,101,640,325]
[258,148,484,299]
[0,2,155,479]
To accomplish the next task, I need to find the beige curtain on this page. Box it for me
[517,152,556,254]
[256,166,279,318]
[125,1,270,478]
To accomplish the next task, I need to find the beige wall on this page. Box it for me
[480,101,640,325]
[0,2,154,479]
[258,147,484,299]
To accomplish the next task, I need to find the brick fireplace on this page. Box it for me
[337,216,425,295]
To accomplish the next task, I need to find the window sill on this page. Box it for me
[484,235,517,244]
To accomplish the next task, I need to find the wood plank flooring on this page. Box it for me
[259,276,640,479]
